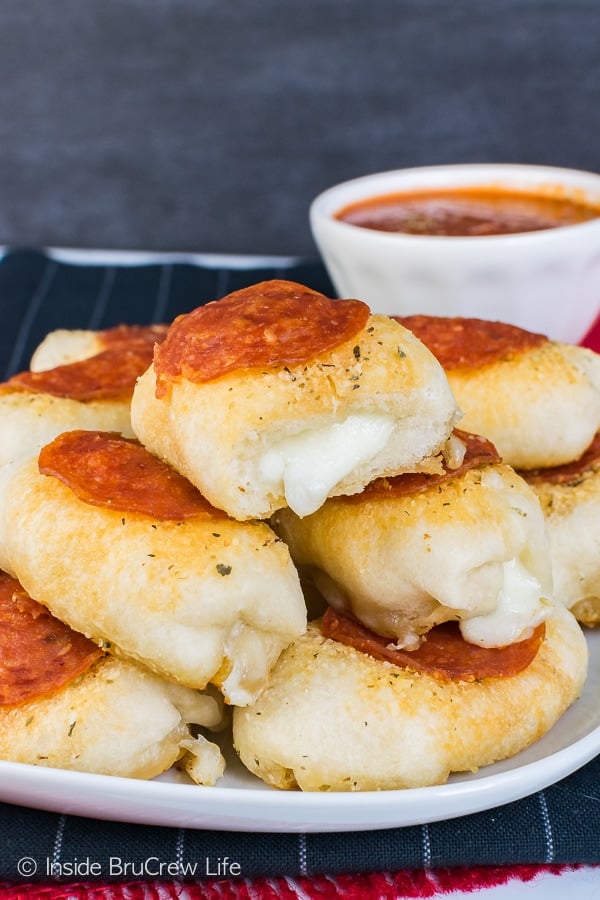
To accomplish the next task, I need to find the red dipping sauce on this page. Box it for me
[336,187,600,237]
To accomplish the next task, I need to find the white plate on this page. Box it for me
[1,629,599,833]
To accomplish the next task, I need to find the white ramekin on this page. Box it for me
[309,163,600,343]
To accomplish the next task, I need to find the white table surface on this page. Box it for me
[446,866,600,899]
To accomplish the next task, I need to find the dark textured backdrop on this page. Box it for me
[1,1,599,255]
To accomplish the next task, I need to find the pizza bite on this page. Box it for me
[271,430,553,651]
[233,602,587,791]
[0,572,225,782]
[131,280,460,520]
[396,316,600,471]
[522,436,600,626]
[2,431,306,706]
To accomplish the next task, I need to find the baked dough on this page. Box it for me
[0,653,226,782]
[529,464,600,626]
[233,602,587,791]
[0,388,133,575]
[0,321,142,471]
[1,324,168,471]
[2,456,306,706]
[446,341,600,470]
[131,311,460,520]
[271,457,553,650]
[29,328,113,371]
[0,388,133,472]
[0,326,165,572]
[29,323,168,374]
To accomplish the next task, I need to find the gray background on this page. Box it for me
[0,1,599,256]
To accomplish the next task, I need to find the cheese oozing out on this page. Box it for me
[257,413,395,517]
[314,556,551,651]
[459,557,551,648]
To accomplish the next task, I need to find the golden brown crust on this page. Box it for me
[233,604,588,791]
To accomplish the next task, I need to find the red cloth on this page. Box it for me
[583,313,600,351]
[0,865,586,899]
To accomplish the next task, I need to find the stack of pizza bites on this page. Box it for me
[0,284,591,792]
[0,322,306,783]
[398,316,600,629]
[128,280,588,792]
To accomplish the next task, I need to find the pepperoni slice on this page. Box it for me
[97,323,168,348]
[321,607,545,682]
[38,430,227,521]
[340,429,501,504]
[396,315,548,370]
[153,280,370,397]
[0,572,103,707]
[9,323,168,401]
[522,431,600,484]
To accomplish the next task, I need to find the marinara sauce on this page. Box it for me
[336,187,600,236]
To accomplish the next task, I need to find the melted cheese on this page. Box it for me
[313,557,550,651]
[459,558,551,648]
[258,414,395,517]
[442,432,467,469]
[180,734,226,786]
